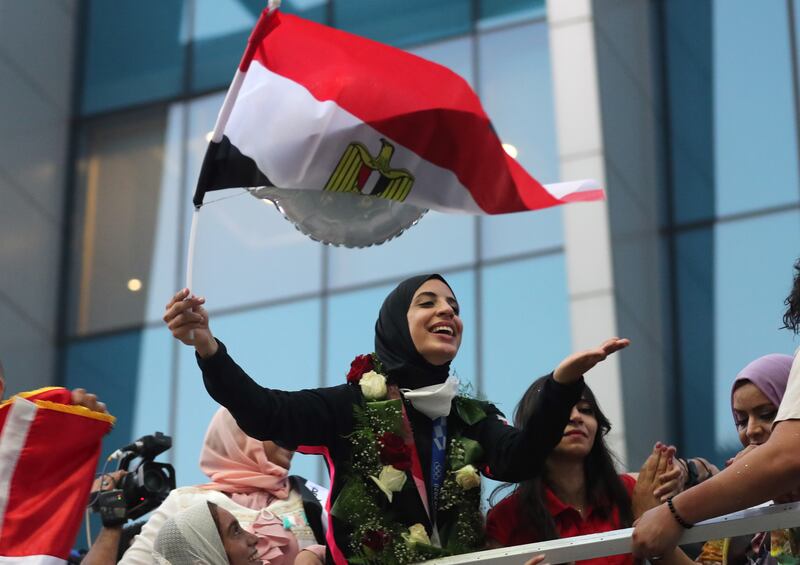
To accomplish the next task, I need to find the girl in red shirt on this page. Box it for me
[487,378,678,565]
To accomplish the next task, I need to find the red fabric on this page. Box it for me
[486,474,637,565]
[247,10,562,215]
[296,444,347,565]
[0,388,111,559]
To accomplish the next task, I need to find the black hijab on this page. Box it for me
[374,274,455,389]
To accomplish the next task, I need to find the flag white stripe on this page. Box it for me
[211,69,246,143]
[224,61,484,214]
[0,556,64,565]
[0,398,38,539]
[543,179,601,199]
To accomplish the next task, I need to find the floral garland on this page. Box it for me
[329,353,486,564]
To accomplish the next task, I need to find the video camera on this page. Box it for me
[91,432,176,527]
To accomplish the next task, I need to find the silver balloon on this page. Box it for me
[249,186,428,248]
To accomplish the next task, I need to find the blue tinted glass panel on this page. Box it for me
[183,93,323,310]
[713,0,799,217]
[481,255,571,419]
[326,283,395,387]
[408,35,474,87]
[478,22,563,258]
[676,210,800,462]
[130,328,174,441]
[191,0,329,92]
[69,105,182,335]
[480,255,571,509]
[64,331,171,468]
[325,271,477,388]
[81,1,185,114]
[664,0,714,225]
[174,299,323,486]
[334,0,471,48]
[327,211,475,290]
[479,0,544,25]
[674,227,716,459]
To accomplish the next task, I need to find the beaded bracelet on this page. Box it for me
[666,496,693,529]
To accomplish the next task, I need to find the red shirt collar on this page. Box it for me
[544,485,596,519]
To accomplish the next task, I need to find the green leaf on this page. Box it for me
[455,396,486,425]
[365,399,404,433]
[330,477,367,521]
[461,437,484,466]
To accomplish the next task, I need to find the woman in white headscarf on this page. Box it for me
[153,501,259,565]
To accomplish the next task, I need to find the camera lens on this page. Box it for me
[143,469,166,492]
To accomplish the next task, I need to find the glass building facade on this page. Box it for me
[659,0,800,460]
[1,0,799,548]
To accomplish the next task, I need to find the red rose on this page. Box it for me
[362,529,391,552]
[346,354,373,384]
[379,432,412,471]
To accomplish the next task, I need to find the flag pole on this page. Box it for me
[183,2,280,343]
[184,0,280,294]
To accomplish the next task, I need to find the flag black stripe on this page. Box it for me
[193,135,272,206]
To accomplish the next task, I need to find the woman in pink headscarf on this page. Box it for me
[118,407,326,565]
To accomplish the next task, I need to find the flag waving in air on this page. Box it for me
[0,388,114,563]
[194,5,603,215]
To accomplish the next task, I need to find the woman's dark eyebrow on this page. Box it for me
[415,291,459,309]
[733,403,777,412]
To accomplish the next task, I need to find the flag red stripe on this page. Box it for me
[0,394,109,558]
[297,445,347,565]
[256,13,561,214]
[557,189,606,203]
[356,164,371,190]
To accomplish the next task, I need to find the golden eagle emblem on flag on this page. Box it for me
[324,139,415,202]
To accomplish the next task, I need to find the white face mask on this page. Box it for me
[401,376,459,419]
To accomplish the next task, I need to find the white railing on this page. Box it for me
[423,502,800,564]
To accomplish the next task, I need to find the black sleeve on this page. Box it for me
[466,373,584,483]
[197,339,357,449]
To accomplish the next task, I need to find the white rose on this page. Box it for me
[454,464,481,490]
[402,523,431,546]
[360,371,387,400]
[369,465,407,502]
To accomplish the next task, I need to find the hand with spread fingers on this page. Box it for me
[553,338,630,385]
[71,388,108,414]
[163,288,218,358]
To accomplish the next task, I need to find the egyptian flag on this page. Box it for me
[194,5,603,215]
[0,388,114,563]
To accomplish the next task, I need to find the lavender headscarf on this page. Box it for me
[730,353,794,424]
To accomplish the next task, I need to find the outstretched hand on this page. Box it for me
[553,338,630,384]
[163,288,217,358]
